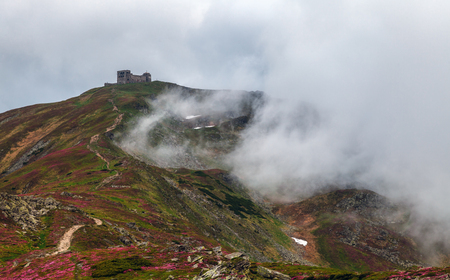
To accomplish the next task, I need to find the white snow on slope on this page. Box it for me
[292,237,307,246]
[186,115,201,119]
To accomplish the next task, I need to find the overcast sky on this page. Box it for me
[1,1,447,113]
[3,1,450,216]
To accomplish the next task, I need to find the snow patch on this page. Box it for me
[205,125,216,128]
[194,127,202,130]
[292,237,307,246]
[186,115,201,119]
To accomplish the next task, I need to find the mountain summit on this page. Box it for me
[0,81,449,279]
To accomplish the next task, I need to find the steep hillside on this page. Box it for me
[1,81,450,279]
[0,82,306,279]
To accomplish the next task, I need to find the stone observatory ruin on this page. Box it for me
[104,70,151,86]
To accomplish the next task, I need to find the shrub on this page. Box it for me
[91,256,152,278]
[193,171,208,177]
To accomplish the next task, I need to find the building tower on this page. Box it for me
[142,72,151,82]
[117,70,131,84]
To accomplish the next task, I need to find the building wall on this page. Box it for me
[117,70,151,84]
[130,74,146,83]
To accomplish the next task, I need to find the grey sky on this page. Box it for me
[2,1,450,217]
[1,1,450,112]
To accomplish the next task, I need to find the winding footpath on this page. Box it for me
[87,96,124,189]
[87,96,124,170]
[50,225,84,256]
[49,217,102,256]
[45,94,116,257]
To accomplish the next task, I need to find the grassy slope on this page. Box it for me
[0,82,298,278]
[1,82,449,279]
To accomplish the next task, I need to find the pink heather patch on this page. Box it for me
[142,263,177,270]
[3,254,77,280]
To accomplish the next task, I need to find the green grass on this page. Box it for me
[109,196,124,203]
[91,256,153,278]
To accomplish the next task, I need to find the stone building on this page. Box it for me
[105,70,151,86]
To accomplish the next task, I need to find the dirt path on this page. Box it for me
[87,97,124,171]
[87,135,110,169]
[106,113,124,133]
[96,171,121,190]
[48,219,101,256]
[92,218,102,226]
[50,225,84,256]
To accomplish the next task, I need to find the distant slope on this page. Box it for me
[274,189,423,272]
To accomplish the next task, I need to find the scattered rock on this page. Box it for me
[0,193,63,230]
[194,257,250,280]
[256,266,291,280]
[212,246,222,255]
[113,226,138,245]
[60,191,73,197]
[225,252,245,260]
[195,246,205,251]
[119,235,132,246]
[192,255,203,263]
[126,222,139,230]
[193,265,223,279]
[137,241,148,248]
[102,238,115,246]
[165,244,192,252]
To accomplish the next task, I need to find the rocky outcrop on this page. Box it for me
[0,193,78,230]
[194,256,251,280]
[332,191,422,268]
[334,191,405,225]
[194,254,292,280]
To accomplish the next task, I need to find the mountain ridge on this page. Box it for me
[0,81,449,279]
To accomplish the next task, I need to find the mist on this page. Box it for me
[5,0,450,258]
[119,84,450,221]
[243,2,450,219]
[117,72,450,260]
[117,88,261,169]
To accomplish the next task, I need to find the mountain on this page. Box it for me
[0,81,449,279]
[274,189,424,270]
